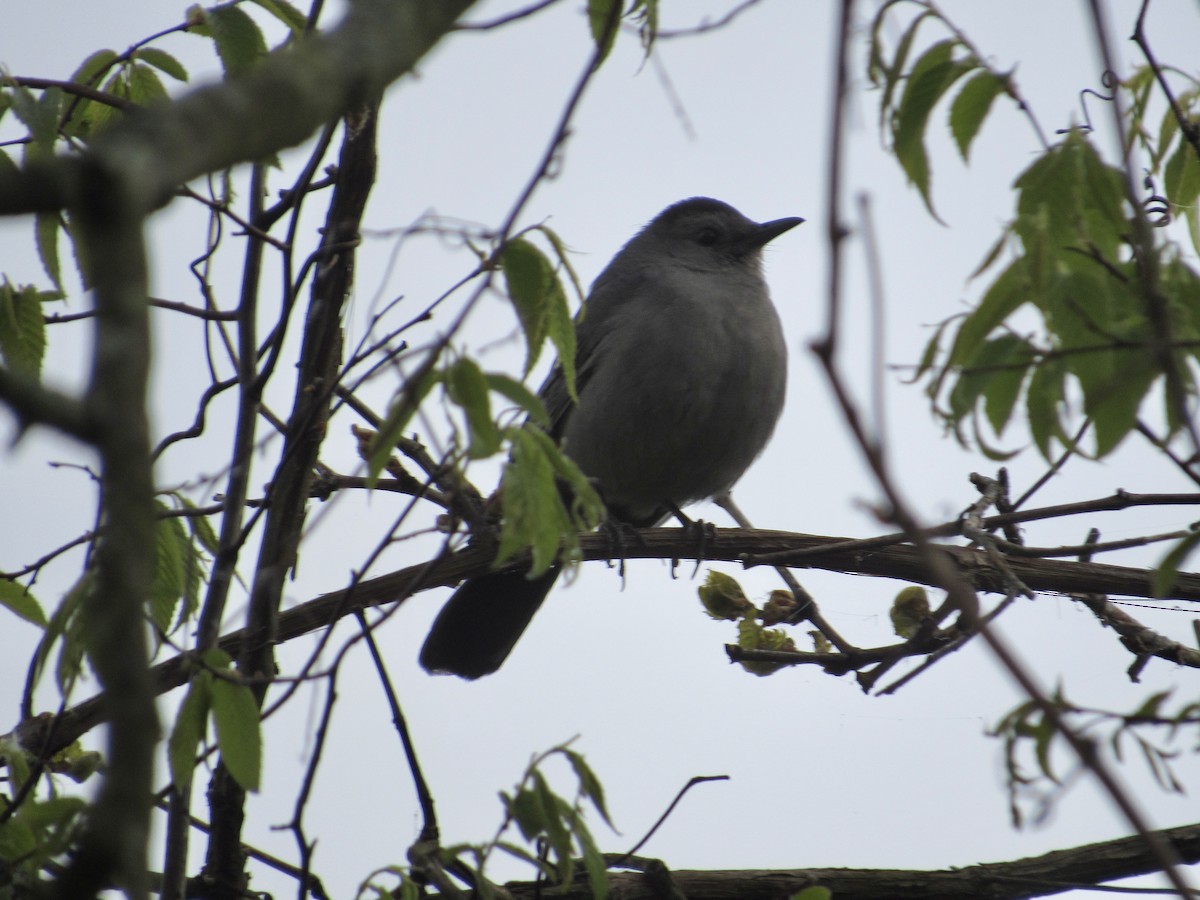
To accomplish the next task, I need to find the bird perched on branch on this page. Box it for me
[420,197,802,678]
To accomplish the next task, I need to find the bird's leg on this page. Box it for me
[666,503,716,576]
[599,514,646,587]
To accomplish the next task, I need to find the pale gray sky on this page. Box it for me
[3,1,1200,897]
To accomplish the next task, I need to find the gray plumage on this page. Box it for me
[420,197,802,678]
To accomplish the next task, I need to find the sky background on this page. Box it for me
[3,0,1200,897]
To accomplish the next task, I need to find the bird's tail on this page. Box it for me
[419,567,560,679]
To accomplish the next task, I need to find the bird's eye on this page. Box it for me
[695,226,721,246]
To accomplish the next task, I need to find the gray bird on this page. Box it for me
[420,197,802,678]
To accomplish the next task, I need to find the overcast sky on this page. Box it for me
[3,1,1200,897]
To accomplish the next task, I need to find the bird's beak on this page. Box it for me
[741,216,805,252]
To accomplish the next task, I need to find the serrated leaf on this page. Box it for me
[892,40,974,222]
[168,674,211,789]
[0,281,48,376]
[9,84,61,153]
[495,427,570,576]
[1026,357,1067,459]
[134,48,189,82]
[522,424,605,530]
[871,8,933,125]
[127,63,169,105]
[198,3,269,74]
[182,496,221,555]
[70,49,119,87]
[982,336,1034,435]
[445,356,500,459]
[0,581,46,628]
[250,0,308,35]
[947,258,1029,367]
[949,70,1006,161]
[151,501,189,634]
[35,212,62,290]
[484,372,548,426]
[211,673,262,792]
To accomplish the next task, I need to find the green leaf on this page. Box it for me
[127,63,169,105]
[949,70,1006,161]
[0,581,46,628]
[168,674,211,789]
[50,574,92,694]
[211,671,262,792]
[564,749,613,828]
[36,212,62,290]
[501,234,578,399]
[535,225,586,309]
[587,0,620,63]
[981,335,1034,435]
[484,372,548,426]
[792,888,833,900]
[368,364,439,482]
[0,818,38,862]
[870,8,933,126]
[251,0,308,35]
[1026,357,1067,459]
[134,48,189,82]
[0,280,49,376]
[445,356,501,459]
[892,40,975,222]
[179,494,221,555]
[1165,134,1200,215]
[1153,530,1200,598]
[69,49,119,86]
[909,316,953,385]
[507,788,546,842]
[151,501,189,634]
[502,238,553,376]
[969,229,1011,281]
[521,424,605,530]
[530,771,573,873]
[8,84,61,153]
[195,3,269,74]
[947,258,1029,367]
[573,817,609,900]
[495,427,571,577]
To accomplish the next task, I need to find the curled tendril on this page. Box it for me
[1142,172,1171,227]
[1055,70,1118,135]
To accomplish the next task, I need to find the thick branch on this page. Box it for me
[0,0,478,216]
[502,821,1200,899]
[14,526,1200,758]
[48,160,159,900]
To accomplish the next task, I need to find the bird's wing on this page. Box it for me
[538,267,642,440]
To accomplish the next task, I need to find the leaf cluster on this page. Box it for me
[993,687,1200,828]
[872,4,1200,463]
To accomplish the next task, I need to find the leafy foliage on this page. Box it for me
[993,687,1199,828]
[697,571,798,676]
[873,3,1200,463]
